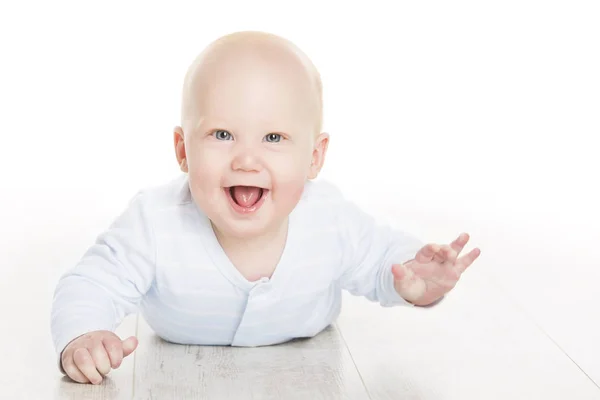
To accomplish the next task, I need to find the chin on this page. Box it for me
[221,221,272,239]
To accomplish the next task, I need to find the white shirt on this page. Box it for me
[51,175,423,367]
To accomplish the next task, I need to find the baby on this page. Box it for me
[51,31,481,385]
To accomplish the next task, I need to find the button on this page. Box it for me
[250,278,271,296]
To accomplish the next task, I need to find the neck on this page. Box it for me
[212,218,289,255]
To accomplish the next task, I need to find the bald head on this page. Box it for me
[180,31,323,136]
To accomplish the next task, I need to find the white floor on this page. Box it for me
[1,188,599,399]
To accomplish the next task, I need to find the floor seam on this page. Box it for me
[482,271,600,392]
[335,320,374,400]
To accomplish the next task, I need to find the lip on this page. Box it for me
[224,187,269,215]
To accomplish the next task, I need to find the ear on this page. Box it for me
[173,126,188,173]
[308,132,329,179]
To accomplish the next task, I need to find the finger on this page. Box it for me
[415,244,440,264]
[440,245,458,264]
[433,247,446,264]
[62,353,90,384]
[455,247,481,273]
[122,336,139,358]
[73,348,103,385]
[103,335,124,369]
[88,340,111,376]
[450,232,470,254]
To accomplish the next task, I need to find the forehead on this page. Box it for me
[190,52,318,133]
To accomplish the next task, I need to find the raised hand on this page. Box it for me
[61,330,138,384]
[391,233,481,306]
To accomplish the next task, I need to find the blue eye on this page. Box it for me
[214,130,232,140]
[264,133,282,143]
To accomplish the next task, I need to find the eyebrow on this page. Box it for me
[195,115,235,131]
[194,116,208,132]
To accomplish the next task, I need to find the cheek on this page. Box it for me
[186,147,226,201]
[187,141,223,179]
[270,156,310,207]
[189,161,214,187]
[271,179,305,215]
[270,147,312,179]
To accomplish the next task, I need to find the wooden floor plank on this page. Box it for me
[467,211,600,387]
[133,317,369,400]
[336,268,600,400]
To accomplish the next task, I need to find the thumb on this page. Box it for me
[391,263,424,301]
[392,263,417,292]
[391,263,411,282]
[122,336,138,357]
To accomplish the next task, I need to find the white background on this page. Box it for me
[1,0,599,391]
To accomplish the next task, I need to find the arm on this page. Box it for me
[337,199,423,307]
[50,192,156,371]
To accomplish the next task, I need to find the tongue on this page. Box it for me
[232,186,262,207]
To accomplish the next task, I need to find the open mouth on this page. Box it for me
[225,185,269,213]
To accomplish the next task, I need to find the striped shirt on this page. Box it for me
[51,174,422,367]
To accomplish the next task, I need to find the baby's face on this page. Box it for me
[175,35,327,239]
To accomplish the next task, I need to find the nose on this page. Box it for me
[231,146,263,172]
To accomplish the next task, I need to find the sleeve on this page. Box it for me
[50,192,156,372]
[337,198,424,307]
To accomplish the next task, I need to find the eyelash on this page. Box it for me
[212,130,283,143]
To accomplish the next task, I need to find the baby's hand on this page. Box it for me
[61,330,138,385]
[391,233,481,306]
